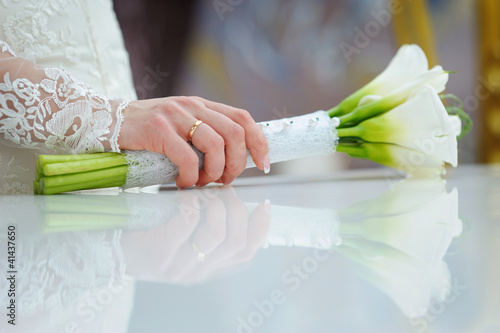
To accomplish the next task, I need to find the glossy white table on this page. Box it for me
[1,164,499,333]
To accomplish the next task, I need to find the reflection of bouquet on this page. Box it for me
[32,176,462,318]
[35,45,471,194]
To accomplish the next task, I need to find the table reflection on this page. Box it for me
[0,178,461,332]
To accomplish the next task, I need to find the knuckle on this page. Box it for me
[190,96,204,103]
[175,96,192,106]
[181,152,199,168]
[254,133,269,150]
[210,134,225,150]
[234,108,252,123]
[149,112,165,124]
[230,123,245,140]
[160,100,182,117]
[176,96,203,110]
[147,113,169,131]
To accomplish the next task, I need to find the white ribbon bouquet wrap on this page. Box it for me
[35,44,471,194]
[124,111,339,188]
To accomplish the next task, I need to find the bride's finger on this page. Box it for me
[191,110,247,184]
[198,98,269,172]
[150,122,200,188]
[189,122,225,186]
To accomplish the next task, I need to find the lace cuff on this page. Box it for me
[0,40,129,154]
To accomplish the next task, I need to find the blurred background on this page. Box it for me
[113,0,499,177]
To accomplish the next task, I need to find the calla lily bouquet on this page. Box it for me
[34,44,471,194]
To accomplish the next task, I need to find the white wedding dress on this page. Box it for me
[0,3,138,332]
[0,0,137,194]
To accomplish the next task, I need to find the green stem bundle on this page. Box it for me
[35,153,128,194]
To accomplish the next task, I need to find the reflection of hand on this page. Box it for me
[117,97,270,187]
[120,187,270,284]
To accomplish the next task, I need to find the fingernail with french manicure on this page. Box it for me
[263,154,270,174]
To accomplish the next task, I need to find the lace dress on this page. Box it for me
[0,0,137,194]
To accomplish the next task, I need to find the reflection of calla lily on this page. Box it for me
[338,240,452,318]
[336,179,461,318]
[339,178,446,218]
[340,185,461,267]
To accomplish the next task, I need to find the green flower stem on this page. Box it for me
[42,154,127,176]
[40,175,126,195]
[38,152,120,164]
[41,165,128,188]
[440,94,473,140]
[36,152,123,181]
[336,144,368,159]
[327,105,342,118]
[338,94,405,127]
[337,127,364,139]
[327,88,370,118]
[37,152,120,172]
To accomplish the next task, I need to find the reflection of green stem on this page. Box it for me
[42,196,128,215]
[38,194,129,232]
[42,214,128,233]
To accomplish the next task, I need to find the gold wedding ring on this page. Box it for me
[187,120,203,142]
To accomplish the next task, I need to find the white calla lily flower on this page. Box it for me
[329,44,449,118]
[365,44,431,95]
[338,85,458,167]
[337,142,447,177]
[338,68,450,126]
[368,45,448,95]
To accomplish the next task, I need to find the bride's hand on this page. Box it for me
[117,96,270,187]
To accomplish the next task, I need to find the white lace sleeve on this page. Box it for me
[0,40,129,154]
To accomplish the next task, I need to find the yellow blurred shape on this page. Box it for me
[479,0,500,163]
[392,0,438,67]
